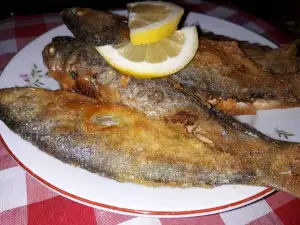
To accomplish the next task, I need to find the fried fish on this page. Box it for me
[1,87,300,197]
[55,7,300,115]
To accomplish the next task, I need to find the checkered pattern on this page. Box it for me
[0,1,299,225]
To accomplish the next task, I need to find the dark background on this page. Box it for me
[1,0,300,39]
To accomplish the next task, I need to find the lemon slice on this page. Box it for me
[96,26,198,78]
[127,1,184,45]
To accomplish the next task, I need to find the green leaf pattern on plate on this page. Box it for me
[19,63,48,88]
[274,128,295,139]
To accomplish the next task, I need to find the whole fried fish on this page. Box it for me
[1,87,300,197]
[57,8,300,115]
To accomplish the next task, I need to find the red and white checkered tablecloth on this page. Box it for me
[0,1,300,225]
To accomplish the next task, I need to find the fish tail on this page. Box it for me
[260,144,300,197]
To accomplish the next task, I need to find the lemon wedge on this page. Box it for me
[127,1,184,45]
[96,26,198,78]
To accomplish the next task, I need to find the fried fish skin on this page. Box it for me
[1,87,300,197]
[59,7,300,116]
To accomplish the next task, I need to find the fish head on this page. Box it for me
[42,37,123,103]
[43,36,106,73]
[61,8,130,46]
[42,36,111,90]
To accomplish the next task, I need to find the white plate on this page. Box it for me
[1,10,299,218]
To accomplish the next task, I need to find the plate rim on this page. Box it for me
[0,11,278,217]
[1,134,275,217]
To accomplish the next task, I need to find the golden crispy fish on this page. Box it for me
[55,8,300,115]
[0,87,300,197]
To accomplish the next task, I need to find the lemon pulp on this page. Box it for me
[96,26,198,78]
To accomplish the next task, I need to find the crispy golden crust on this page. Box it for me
[242,40,300,75]
[173,38,298,102]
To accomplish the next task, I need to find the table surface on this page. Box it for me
[0,1,300,225]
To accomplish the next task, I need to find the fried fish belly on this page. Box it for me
[1,87,300,197]
[58,7,300,115]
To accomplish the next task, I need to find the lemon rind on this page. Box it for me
[128,1,184,34]
[127,1,184,45]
